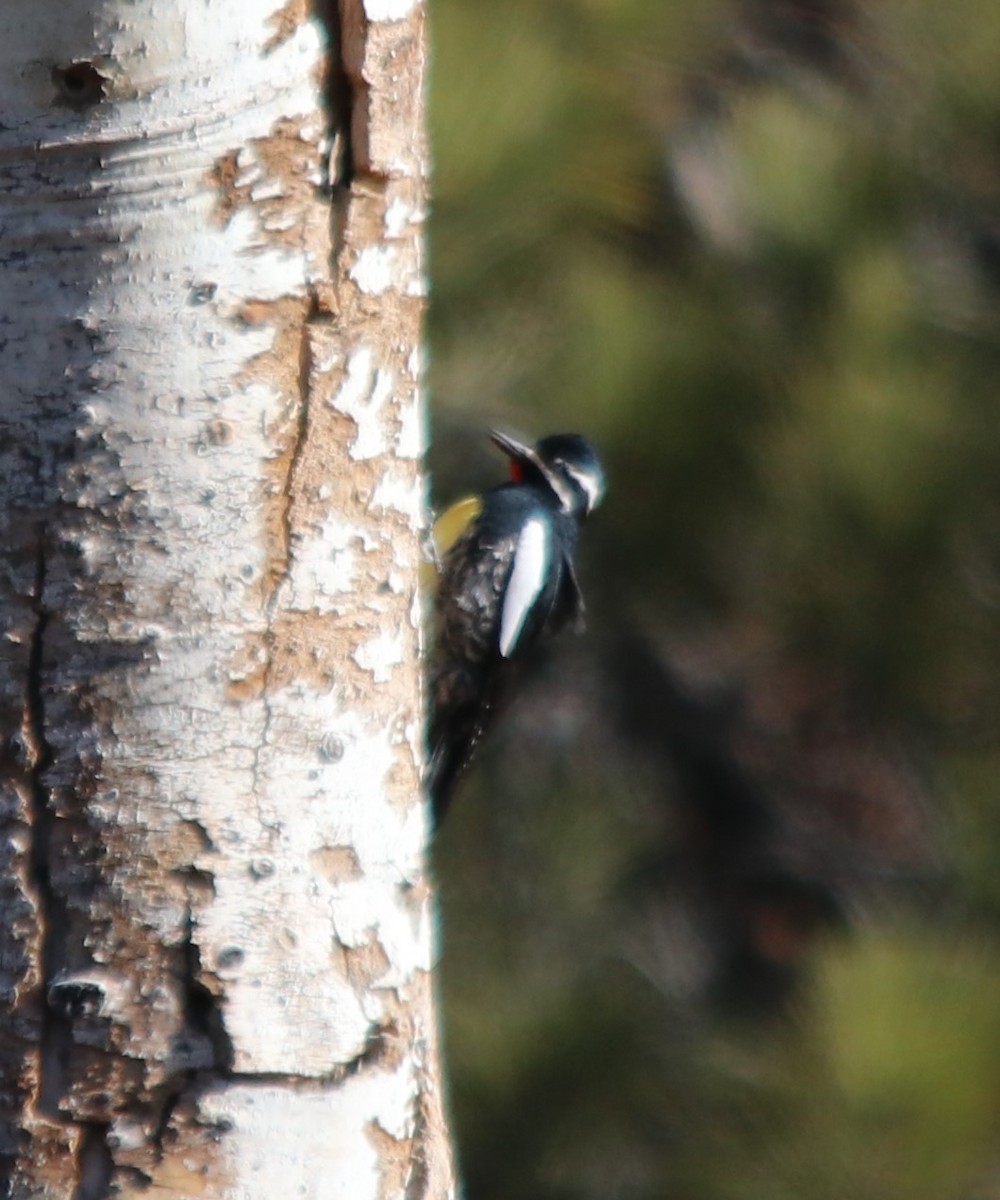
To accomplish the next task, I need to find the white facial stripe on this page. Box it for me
[563,463,604,513]
[499,517,550,658]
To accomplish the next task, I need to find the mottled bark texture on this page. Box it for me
[0,1,452,1196]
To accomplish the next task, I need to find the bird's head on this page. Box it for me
[489,430,606,519]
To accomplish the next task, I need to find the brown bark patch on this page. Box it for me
[235,296,313,605]
[264,0,311,53]
[367,1116,415,1199]
[206,151,241,228]
[310,843,362,884]
[344,930,391,988]
[136,1094,233,1198]
[14,1117,82,1193]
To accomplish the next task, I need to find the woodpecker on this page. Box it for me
[427,429,606,824]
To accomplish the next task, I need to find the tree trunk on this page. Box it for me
[0,1,451,1195]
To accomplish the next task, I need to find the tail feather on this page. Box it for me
[426,700,490,828]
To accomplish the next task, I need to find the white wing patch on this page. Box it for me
[499,517,550,658]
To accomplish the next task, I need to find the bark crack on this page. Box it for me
[280,291,318,600]
[402,1033,433,1200]
[24,537,118,1190]
[402,1099,430,1200]
[23,536,66,1119]
[315,0,356,193]
[181,906,235,1078]
[74,1122,113,1200]
[250,296,318,823]
[149,903,235,1164]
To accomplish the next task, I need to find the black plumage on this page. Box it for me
[427,431,605,824]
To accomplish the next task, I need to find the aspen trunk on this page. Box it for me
[0,1,452,1195]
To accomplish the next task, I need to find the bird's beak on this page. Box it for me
[489,429,541,470]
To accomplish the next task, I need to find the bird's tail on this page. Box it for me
[425,700,489,829]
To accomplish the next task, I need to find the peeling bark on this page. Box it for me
[0,1,451,1196]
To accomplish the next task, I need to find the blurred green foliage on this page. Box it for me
[427,0,1000,1193]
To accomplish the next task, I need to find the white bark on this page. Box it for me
[0,0,452,1195]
